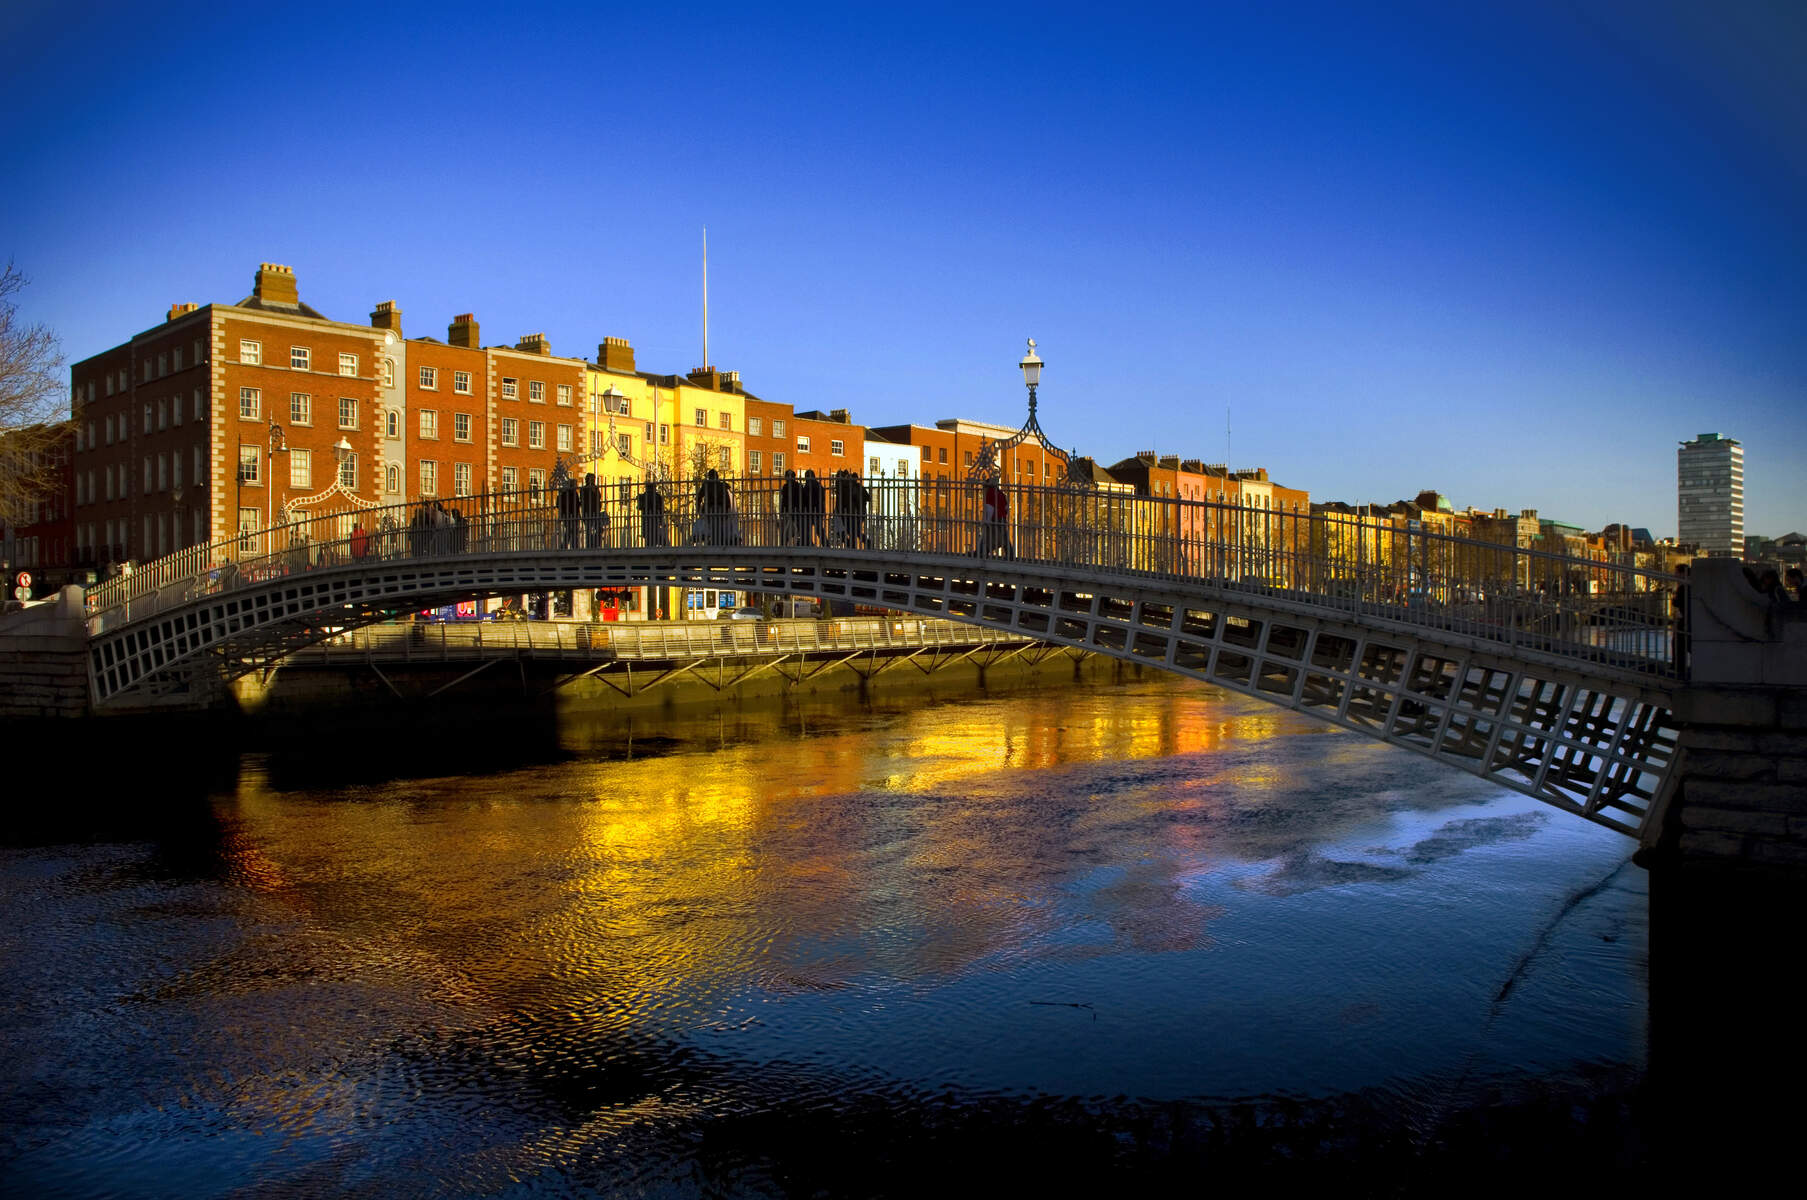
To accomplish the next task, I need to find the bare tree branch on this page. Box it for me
[0,260,70,524]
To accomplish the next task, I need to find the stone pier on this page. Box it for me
[0,586,91,719]
[1641,558,1806,1165]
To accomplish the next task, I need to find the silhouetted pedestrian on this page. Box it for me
[637,480,666,547]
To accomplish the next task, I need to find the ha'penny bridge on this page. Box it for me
[75,471,1708,841]
[11,333,1803,868]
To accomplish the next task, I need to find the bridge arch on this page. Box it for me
[88,542,1677,840]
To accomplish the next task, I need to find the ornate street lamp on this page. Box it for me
[1020,337,1043,410]
[968,337,1081,485]
[265,419,286,537]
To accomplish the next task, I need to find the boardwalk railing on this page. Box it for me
[283,615,1028,666]
[85,475,1684,680]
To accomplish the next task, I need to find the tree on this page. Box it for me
[0,260,68,525]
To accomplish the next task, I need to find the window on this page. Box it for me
[659,424,669,446]
[290,346,310,370]
[239,387,261,419]
[528,420,545,449]
[453,412,471,442]
[193,446,203,486]
[453,463,472,495]
[454,370,471,394]
[719,447,731,471]
[157,352,167,377]
[501,417,518,446]
[719,412,732,431]
[797,435,812,453]
[964,451,973,466]
[871,456,881,476]
[104,415,113,445]
[172,397,182,427]
[338,453,357,490]
[290,448,312,489]
[523,380,542,403]
[920,445,931,461]
[383,358,396,388]
[749,450,762,472]
[773,419,786,438]
[556,424,572,452]
[591,431,605,455]
[385,409,400,439]
[644,421,654,443]
[143,404,151,434]
[773,452,785,472]
[338,352,358,377]
[238,445,260,484]
[157,454,167,491]
[419,460,438,497]
[749,416,763,437]
[173,347,183,371]
[501,466,518,492]
[694,407,706,427]
[290,393,312,425]
[419,365,438,389]
[240,339,261,365]
[194,389,206,422]
[830,439,844,456]
[528,468,546,495]
[386,464,400,494]
[172,456,182,489]
[939,447,948,464]
[556,384,571,406]
[419,409,438,439]
[157,398,167,430]
[501,377,517,399]
[338,397,358,429]
[238,507,260,534]
[616,432,631,456]
[142,458,151,493]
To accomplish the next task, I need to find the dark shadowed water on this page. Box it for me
[1,677,1650,1194]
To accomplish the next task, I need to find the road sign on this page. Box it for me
[13,586,30,601]
[14,571,29,589]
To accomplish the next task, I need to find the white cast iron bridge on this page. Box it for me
[83,475,1681,840]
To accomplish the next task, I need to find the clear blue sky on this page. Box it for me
[4,0,1802,537]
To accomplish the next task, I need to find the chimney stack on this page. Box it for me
[687,366,721,390]
[448,313,480,348]
[598,337,636,373]
[828,407,849,424]
[167,302,198,322]
[253,263,299,307]
[370,300,403,333]
[515,333,551,356]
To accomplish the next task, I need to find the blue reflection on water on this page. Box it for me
[0,679,1647,1195]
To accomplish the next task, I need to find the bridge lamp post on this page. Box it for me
[1019,337,1043,423]
[265,419,286,547]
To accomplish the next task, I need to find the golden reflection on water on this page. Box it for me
[221,682,1368,1030]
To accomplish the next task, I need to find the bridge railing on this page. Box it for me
[84,474,1682,679]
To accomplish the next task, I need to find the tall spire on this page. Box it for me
[702,227,709,370]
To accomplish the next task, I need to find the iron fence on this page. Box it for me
[85,474,1683,679]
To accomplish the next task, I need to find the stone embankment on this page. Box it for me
[1655,558,1807,870]
[0,586,91,719]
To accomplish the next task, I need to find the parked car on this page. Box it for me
[722,606,765,621]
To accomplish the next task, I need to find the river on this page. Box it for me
[1,675,1650,1194]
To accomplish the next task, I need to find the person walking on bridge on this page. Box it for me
[637,480,667,547]
[802,470,825,547]
[779,469,802,546]
[581,473,605,549]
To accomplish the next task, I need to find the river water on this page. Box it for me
[2,676,1650,1194]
